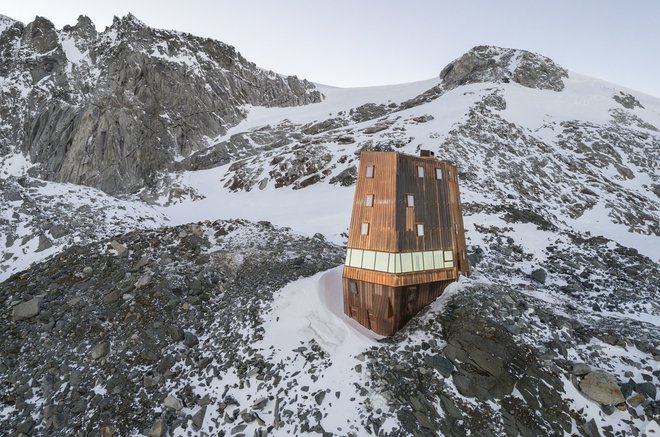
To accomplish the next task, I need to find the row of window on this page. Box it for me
[344,248,454,273]
[363,193,418,208]
[361,222,424,236]
[366,165,444,180]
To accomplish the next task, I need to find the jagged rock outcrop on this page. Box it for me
[0,14,322,193]
[439,45,569,91]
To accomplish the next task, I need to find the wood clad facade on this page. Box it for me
[343,150,469,335]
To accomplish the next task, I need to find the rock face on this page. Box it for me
[0,14,321,193]
[439,45,569,91]
[579,370,625,405]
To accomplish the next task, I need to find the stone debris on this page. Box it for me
[110,240,128,256]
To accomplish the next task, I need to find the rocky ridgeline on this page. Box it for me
[438,45,569,92]
[143,48,658,245]
[153,46,573,199]
[0,14,321,193]
[0,220,344,436]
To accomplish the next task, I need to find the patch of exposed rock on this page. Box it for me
[0,14,322,193]
[0,220,343,436]
[439,45,569,91]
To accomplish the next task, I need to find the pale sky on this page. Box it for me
[3,0,659,97]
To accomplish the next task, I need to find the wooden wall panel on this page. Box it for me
[346,152,399,252]
[343,277,454,336]
[395,154,455,253]
[343,150,470,335]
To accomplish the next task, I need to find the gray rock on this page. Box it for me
[572,363,591,376]
[636,382,656,400]
[11,298,41,321]
[579,370,625,405]
[90,342,109,360]
[134,272,152,288]
[49,224,69,239]
[424,354,454,377]
[192,406,207,430]
[329,166,357,187]
[314,391,326,406]
[36,234,53,252]
[102,290,121,305]
[164,395,183,410]
[110,240,128,256]
[183,331,199,348]
[133,255,149,270]
[531,268,547,284]
[166,325,185,342]
[583,418,601,437]
[252,397,268,410]
[148,419,167,437]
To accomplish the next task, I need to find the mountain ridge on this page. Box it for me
[0,13,322,193]
[0,13,658,437]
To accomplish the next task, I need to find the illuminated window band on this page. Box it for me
[344,248,454,273]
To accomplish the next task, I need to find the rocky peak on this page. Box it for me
[21,16,59,54]
[0,14,18,34]
[109,13,148,33]
[440,45,568,91]
[62,15,97,38]
[0,13,323,194]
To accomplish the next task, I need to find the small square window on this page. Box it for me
[365,165,374,178]
[361,223,369,235]
[365,194,374,207]
[417,166,424,178]
[349,281,358,295]
[436,168,443,180]
[416,223,424,236]
[406,194,414,207]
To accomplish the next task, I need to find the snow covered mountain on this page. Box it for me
[0,14,319,193]
[1,14,658,437]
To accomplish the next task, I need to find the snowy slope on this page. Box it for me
[153,71,659,260]
[1,39,658,437]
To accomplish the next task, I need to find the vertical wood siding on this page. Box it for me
[343,277,453,336]
[343,150,470,335]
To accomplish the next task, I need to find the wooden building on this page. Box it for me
[342,150,469,336]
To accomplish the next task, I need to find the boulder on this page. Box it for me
[110,240,128,256]
[36,235,53,252]
[424,354,454,377]
[531,268,547,284]
[90,342,109,360]
[11,298,41,321]
[147,419,166,437]
[163,395,182,410]
[579,370,625,405]
[571,363,591,376]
